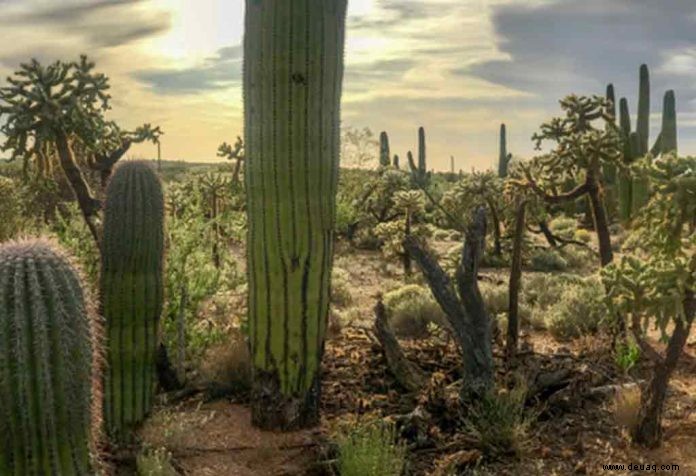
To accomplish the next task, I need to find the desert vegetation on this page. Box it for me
[0,1,694,475]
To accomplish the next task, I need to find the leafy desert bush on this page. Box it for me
[431,226,452,241]
[0,176,25,241]
[335,194,360,239]
[384,284,446,338]
[574,228,592,243]
[548,215,577,239]
[546,277,608,341]
[136,447,178,476]
[331,266,353,307]
[529,248,568,271]
[337,420,406,476]
[461,383,534,459]
[523,273,583,329]
[615,340,640,373]
[479,281,509,315]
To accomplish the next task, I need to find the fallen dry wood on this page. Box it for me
[373,298,427,393]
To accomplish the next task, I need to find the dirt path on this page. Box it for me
[141,401,322,475]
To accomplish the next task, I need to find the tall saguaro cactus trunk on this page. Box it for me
[0,239,100,475]
[244,0,347,430]
[498,123,511,178]
[102,161,165,442]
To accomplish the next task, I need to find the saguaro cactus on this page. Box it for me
[244,0,347,430]
[498,123,512,178]
[102,161,164,441]
[615,65,679,221]
[660,90,677,155]
[393,154,400,169]
[0,238,99,475]
[379,131,391,167]
[408,126,430,187]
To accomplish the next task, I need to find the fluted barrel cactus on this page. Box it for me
[0,238,100,475]
[244,0,347,430]
[101,161,164,441]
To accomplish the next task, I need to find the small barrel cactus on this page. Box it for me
[101,161,165,442]
[0,238,100,475]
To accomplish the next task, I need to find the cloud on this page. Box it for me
[0,0,170,49]
[464,0,696,97]
[133,44,242,94]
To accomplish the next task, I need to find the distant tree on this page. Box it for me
[0,56,161,245]
[341,126,378,168]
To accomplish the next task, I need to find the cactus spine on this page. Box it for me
[102,161,164,441]
[244,0,347,430]
[498,123,512,178]
[0,238,99,475]
[379,131,391,167]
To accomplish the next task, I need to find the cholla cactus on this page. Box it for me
[101,160,165,442]
[0,238,101,475]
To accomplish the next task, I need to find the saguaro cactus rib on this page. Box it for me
[244,0,347,430]
[102,161,164,442]
[0,239,98,476]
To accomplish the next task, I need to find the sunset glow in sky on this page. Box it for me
[0,0,695,170]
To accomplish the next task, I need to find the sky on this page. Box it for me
[0,0,695,171]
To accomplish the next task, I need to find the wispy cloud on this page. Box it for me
[0,0,694,167]
[134,45,242,94]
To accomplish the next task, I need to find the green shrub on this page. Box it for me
[546,277,608,341]
[529,248,568,271]
[479,281,509,315]
[335,195,359,238]
[480,251,509,268]
[615,340,640,373]
[574,228,592,243]
[0,176,24,241]
[384,284,446,338]
[549,215,577,239]
[431,226,452,241]
[331,267,353,307]
[461,382,534,459]
[136,447,178,476]
[337,420,406,476]
[560,246,593,270]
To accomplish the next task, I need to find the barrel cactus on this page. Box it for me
[0,238,100,475]
[101,160,164,441]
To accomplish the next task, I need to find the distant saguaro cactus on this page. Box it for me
[615,65,678,221]
[408,127,430,187]
[101,160,164,442]
[244,0,348,430]
[660,90,677,155]
[379,131,391,167]
[497,123,512,178]
[0,238,100,475]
